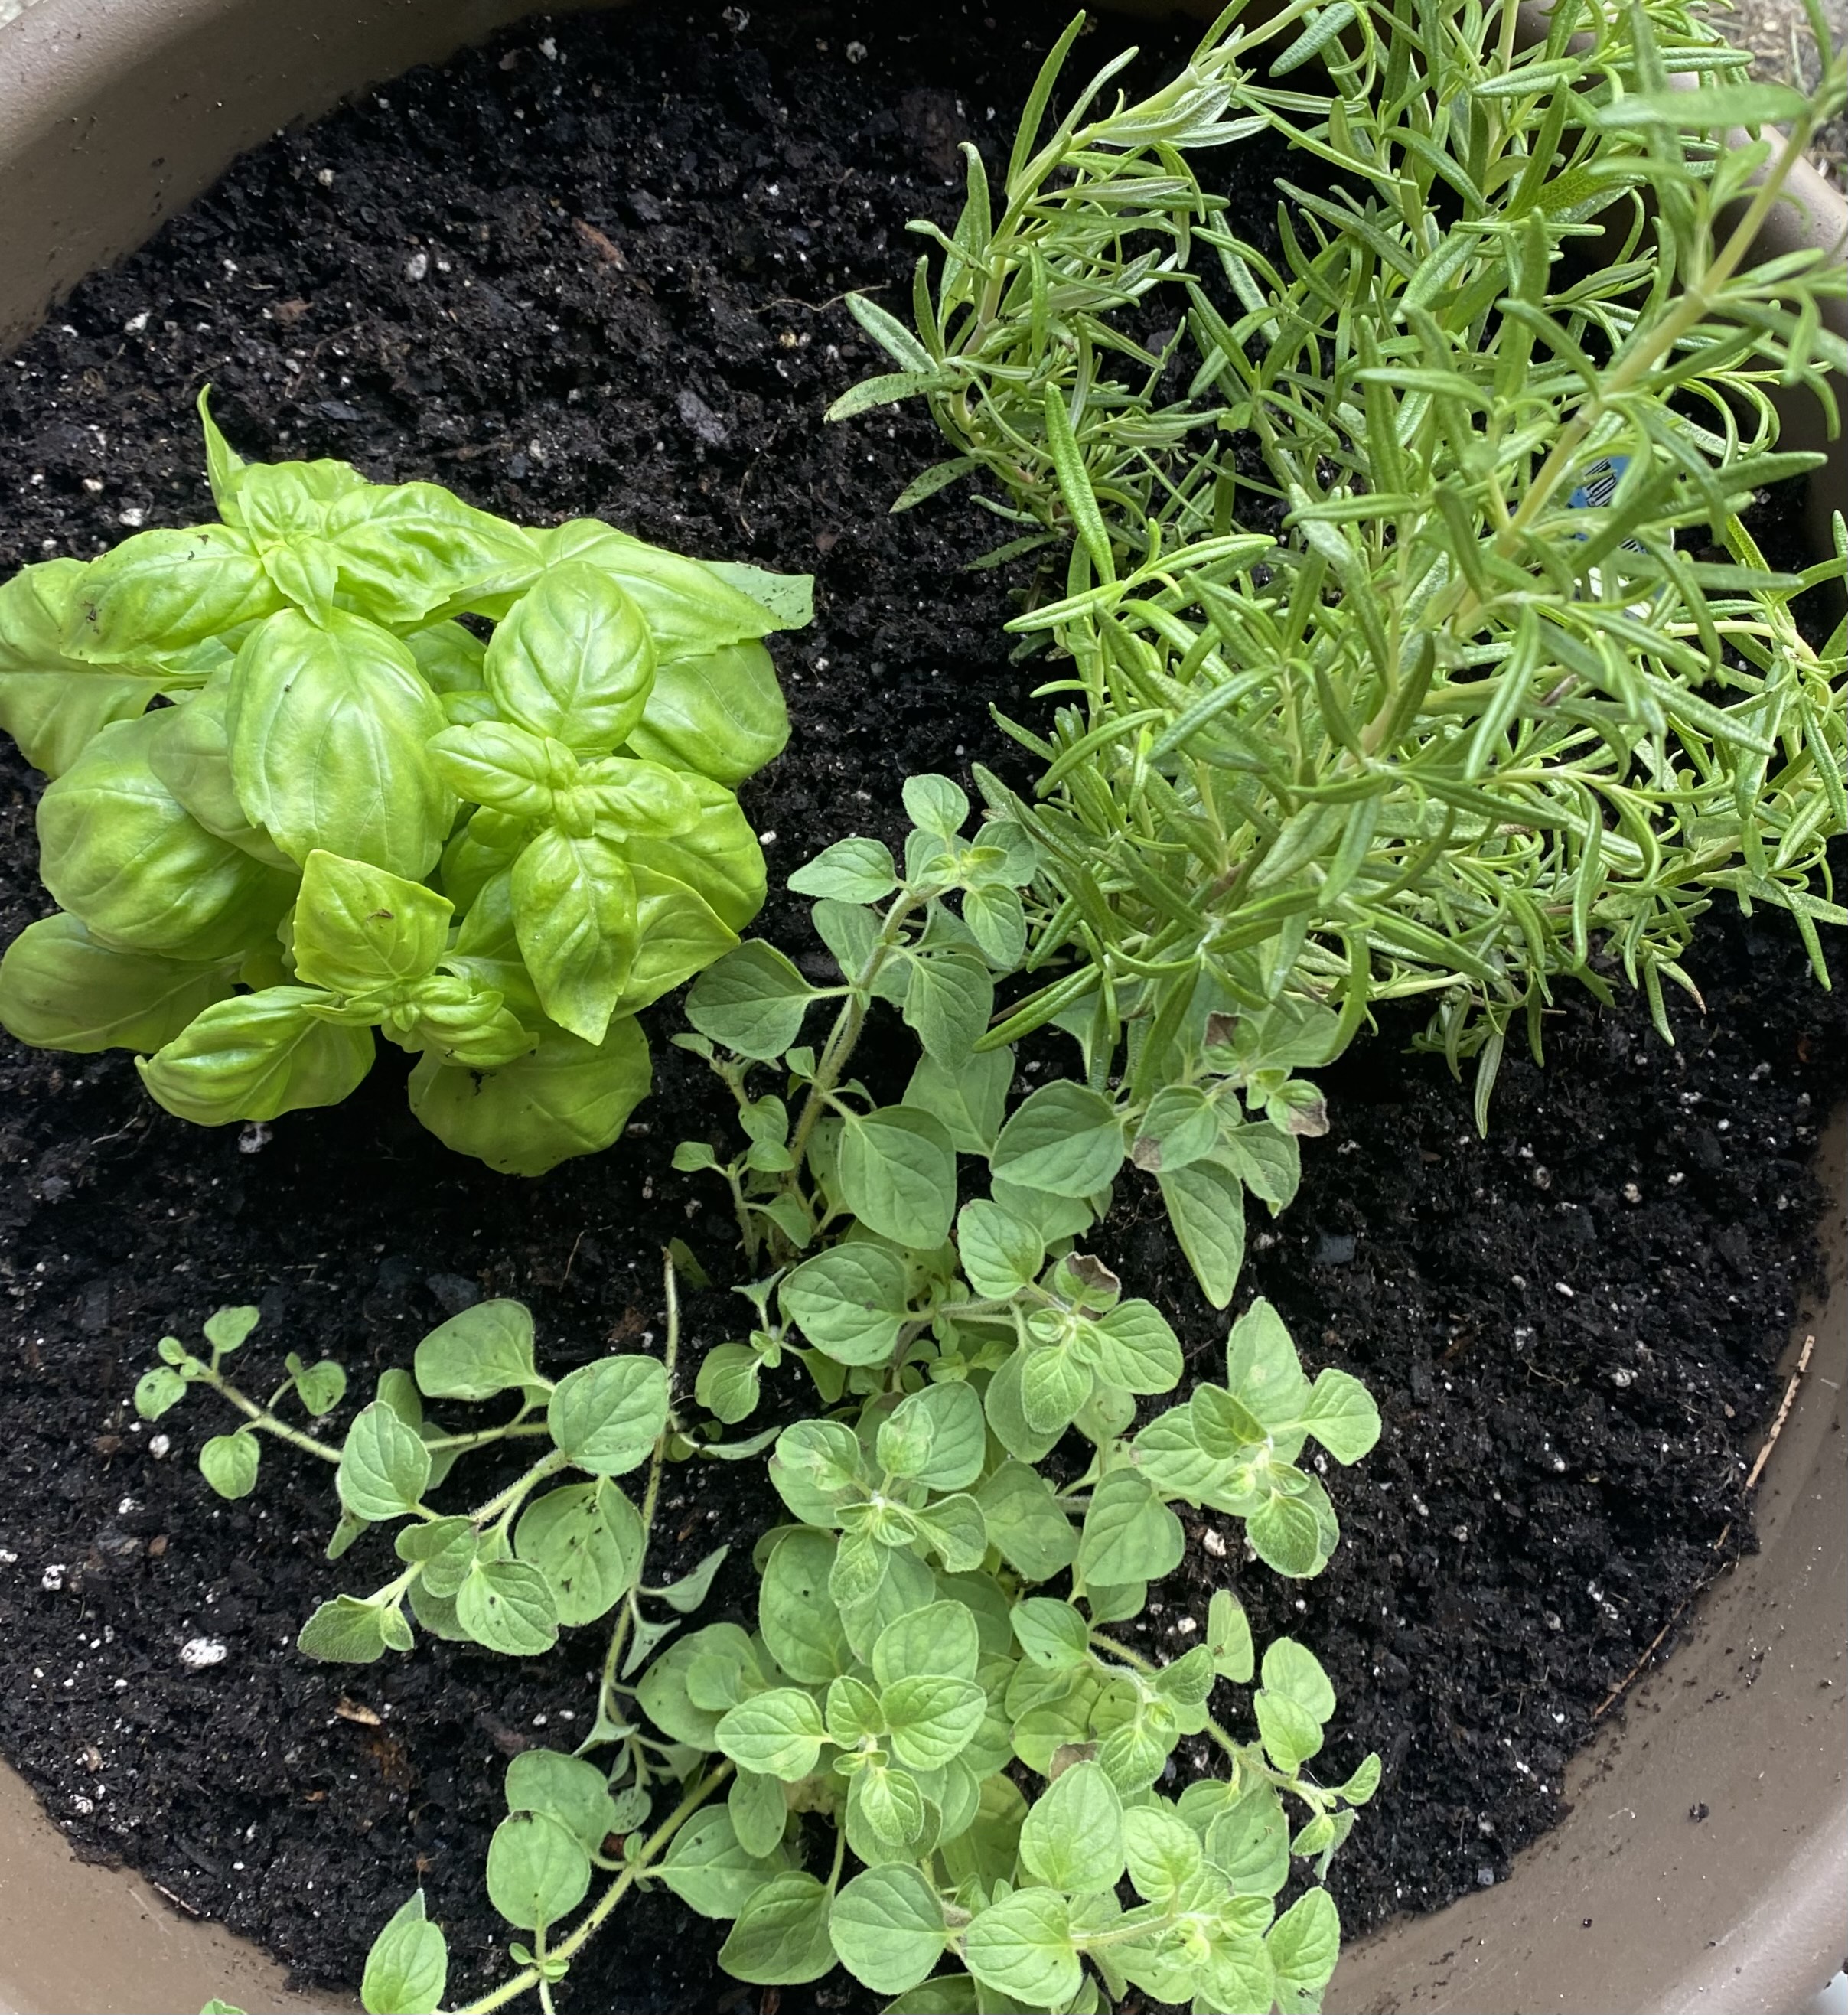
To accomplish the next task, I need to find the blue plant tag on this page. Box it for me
[1567,454,1629,511]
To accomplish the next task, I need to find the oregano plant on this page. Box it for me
[155,780,1382,2015]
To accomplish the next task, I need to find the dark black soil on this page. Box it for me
[0,5,1843,2011]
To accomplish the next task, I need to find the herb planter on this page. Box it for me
[0,3,1843,2013]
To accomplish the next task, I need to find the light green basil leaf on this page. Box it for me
[992,1081,1125,1198]
[510,828,636,1045]
[484,1809,589,1932]
[626,639,790,787]
[227,608,453,877]
[904,1045,1012,1157]
[684,939,816,1058]
[547,1355,669,1477]
[717,1871,836,1986]
[963,1888,1081,2010]
[147,678,294,868]
[0,556,161,777]
[64,524,280,663]
[324,481,539,627]
[1158,1153,1248,1309]
[621,771,765,931]
[0,913,235,1055]
[540,520,780,655]
[37,713,294,960]
[837,1104,957,1247]
[612,864,738,1017]
[514,1479,644,1627]
[197,1431,260,1500]
[829,1865,947,1996]
[409,1013,650,1175]
[1077,1469,1184,1588]
[139,987,374,1126]
[485,561,655,754]
[292,849,451,996]
[360,1889,447,2015]
[403,618,487,695]
[704,558,813,631]
[778,1243,909,1366]
[426,718,560,820]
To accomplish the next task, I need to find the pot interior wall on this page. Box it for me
[0,3,1843,2013]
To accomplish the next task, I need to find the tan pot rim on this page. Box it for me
[0,5,1843,2011]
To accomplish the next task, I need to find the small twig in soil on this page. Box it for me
[1745,1333,1814,1492]
[1592,1591,1706,1722]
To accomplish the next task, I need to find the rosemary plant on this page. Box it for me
[837,0,1848,1144]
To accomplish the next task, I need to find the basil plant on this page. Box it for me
[0,396,810,1173]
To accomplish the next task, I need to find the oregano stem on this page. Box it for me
[784,888,922,1175]
[448,1763,733,2015]
[187,1367,340,1463]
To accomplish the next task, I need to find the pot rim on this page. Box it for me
[0,5,1842,2013]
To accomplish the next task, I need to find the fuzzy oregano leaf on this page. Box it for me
[337,1402,432,1524]
[546,1355,670,1476]
[685,941,818,1059]
[485,1808,591,1933]
[360,1891,448,2015]
[414,1299,543,1402]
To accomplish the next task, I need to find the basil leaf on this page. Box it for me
[408,1015,650,1177]
[139,987,375,1126]
[0,914,235,1054]
[64,524,280,662]
[228,608,452,876]
[510,829,637,1045]
[292,850,451,996]
[622,771,767,932]
[324,481,539,626]
[541,520,780,655]
[627,640,790,787]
